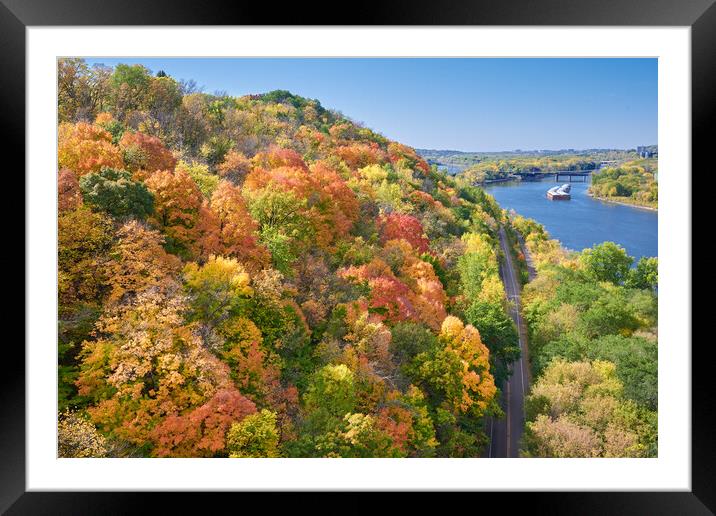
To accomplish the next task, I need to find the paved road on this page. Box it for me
[486,226,532,458]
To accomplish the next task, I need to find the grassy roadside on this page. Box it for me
[502,219,531,287]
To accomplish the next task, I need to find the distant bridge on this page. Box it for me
[553,170,594,182]
[517,169,598,182]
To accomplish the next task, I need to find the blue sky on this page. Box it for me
[84,58,657,152]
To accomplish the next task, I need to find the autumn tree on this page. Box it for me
[58,206,113,308]
[58,122,123,176]
[335,142,388,169]
[58,410,108,458]
[215,316,287,411]
[387,142,431,175]
[399,248,448,331]
[77,289,233,447]
[409,317,497,418]
[245,163,358,253]
[105,220,181,305]
[343,311,394,378]
[522,359,655,458]
[252,146,308,171]
[58,168,83,211]
[119,131,177,178]
[339,258,417,325]
[217,149,253,185]
[209,181,269,271]
[379,213,430,253]
[152,387,257,457]
[314,412,403,458]
[183,255,253,332]
[308,162,360,245]
[95,112,125,143]
[144,168,206,257]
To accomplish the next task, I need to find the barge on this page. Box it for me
[547,184,571,200]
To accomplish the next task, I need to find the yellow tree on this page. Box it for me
[58,121,123,176]
[77,289,233,447]
[58,206,113,308]
[105,220,182,305]
[439,316,497,415]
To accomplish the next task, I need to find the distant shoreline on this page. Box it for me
[586,191,658,212]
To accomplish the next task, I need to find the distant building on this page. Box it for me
[637,145,657,159]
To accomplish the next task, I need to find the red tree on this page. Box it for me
[335,142,388,169]
[119,131,177,178]
[379,213,430,253]
[151,387,257,457]
[252,146,308,171]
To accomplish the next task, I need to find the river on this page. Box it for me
[482,177,658,261]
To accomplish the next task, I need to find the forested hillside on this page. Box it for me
[57,59,519,458]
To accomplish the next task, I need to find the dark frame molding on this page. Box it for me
[5,0,709,513]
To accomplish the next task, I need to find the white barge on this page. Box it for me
[547,184,571,200]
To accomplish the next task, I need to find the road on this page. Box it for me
[486,226,532,458]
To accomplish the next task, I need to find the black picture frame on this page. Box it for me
[4,0,708,512]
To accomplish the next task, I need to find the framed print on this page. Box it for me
[4,0,711,512]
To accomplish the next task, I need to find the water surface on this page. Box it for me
[483,178,658,260]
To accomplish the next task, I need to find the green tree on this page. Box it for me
[389,322,438,366]
[79,167,154,219]
[626,256,658,291]
[246,188,312,274]
[579,242,633,285]
[584,334,658,410]
[578,289,640,339]
[177,160,219,198]
[110,63,152,118]
[226,409,280,458]
[315,413,403,458]
[464,300,520,386]
[303,364,357,432]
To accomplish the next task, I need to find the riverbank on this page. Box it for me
[587,191,658,211]
[482,175,518,185]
